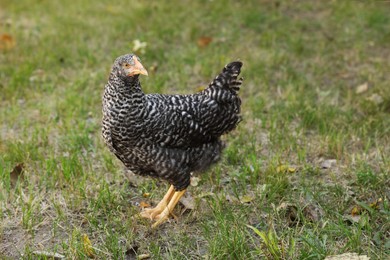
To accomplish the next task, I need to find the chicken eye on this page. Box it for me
[124,63,131,68]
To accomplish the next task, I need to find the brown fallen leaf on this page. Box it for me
[82,234,95,258]
[355,82,368,94]
[321,159,337,169]
[197,36,213,48]
[143,192,150,198]
[0,33,15,50]
[276,165,296,173]
[132,39,147,55]
[344,214,361,225]
[369,198,382,210]
[240,194,255,204]
[139,201,151,208]
[10,163,24,187]
[351,198,382,216]
[137,254,151,260]
[190,176,200,187]
[351,205,362,216]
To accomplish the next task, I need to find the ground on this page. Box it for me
[0,0,389,259]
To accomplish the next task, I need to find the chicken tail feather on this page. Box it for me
[221,61,243,92]
[204,61,243,101]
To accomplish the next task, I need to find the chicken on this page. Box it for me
[102,54,243,227]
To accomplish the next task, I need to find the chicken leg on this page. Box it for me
[152,189,186,228]
[140,185,175,219]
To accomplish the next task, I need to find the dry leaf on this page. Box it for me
[276,165,296,173]
[276,202,290,211]
[321,159,337,169]
[10,163,24,187]
[143,192,150,198]
[137,254,151,260]
[351,205,362,216]
[369,198,382,210]
[139,201,151,208]
[289,167,296,173]
[325,252,369,260]
[83,234,95,258]
[348,214,361,224]
[351,198,382,217]
[132,39,147,54]
[197,36,213,48]
[180,194,195,210]
[240,194,255,204]
[32,251,65,259]
[0,33,15,50]
[355,82,368,94]
[190,176,200,187]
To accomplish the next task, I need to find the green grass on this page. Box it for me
[1,0,389,259]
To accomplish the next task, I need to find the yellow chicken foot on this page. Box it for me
[152,189,186,228]
[140,185,175,219]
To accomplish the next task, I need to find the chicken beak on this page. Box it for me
[128,56,148,76]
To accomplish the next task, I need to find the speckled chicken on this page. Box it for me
[102,54,243,227]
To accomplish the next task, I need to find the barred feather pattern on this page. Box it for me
[102,55,243,190]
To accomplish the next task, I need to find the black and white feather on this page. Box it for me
[102,54,243,190]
